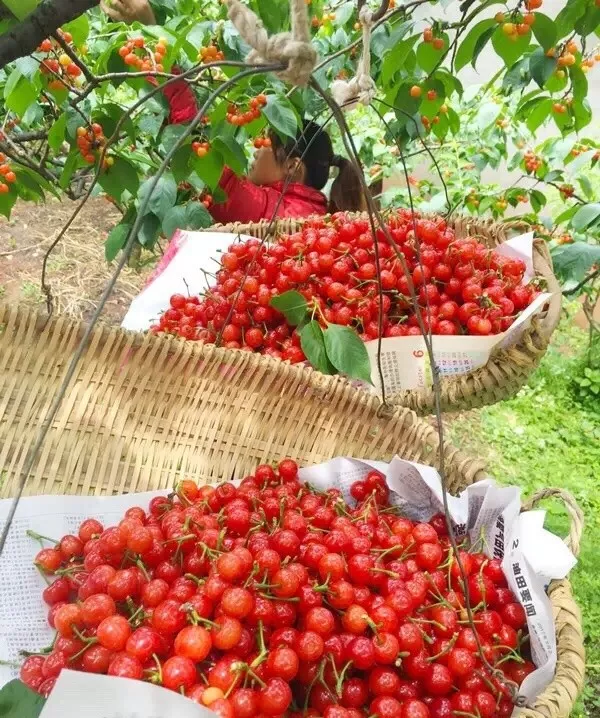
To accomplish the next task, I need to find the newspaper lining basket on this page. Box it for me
[210,216,562,414]
[0,303,583,718]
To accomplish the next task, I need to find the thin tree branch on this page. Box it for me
[563,268,600,296]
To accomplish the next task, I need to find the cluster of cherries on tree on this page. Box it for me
[0,153,17,194]
[37,30,83,90]
[118,36,169,73]
[151,212,539,357]
[226,95,268,127]
[22,460,532,718]
[75,123,114,170]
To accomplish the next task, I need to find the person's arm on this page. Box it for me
[100,0,156,24]
[209,168,273,225]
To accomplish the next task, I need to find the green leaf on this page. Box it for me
[63,13,89,45]
[300,321,335,375]
[544,169,563,183]
[94,103,137,144]
[190,149,224,190]
[531,13,556,50]
[98,157,140,201]
[185,202,212,229]
[14,169,45,200]
[14,57,39,80]
[47,113,67,153]
[254,0,288,34]
[554,205,578,225]
[270,290,308,326]
[416,35,448,73]
[572,99,592,132]
[160,124,191,154]
[491,26,529,67]
[529,189,546,213]
[380,36,418,86]
[555,0,586,38]
[1,0,36,20]
[474,102,501,130]
[162,205,187,238]
[323,324,372,384]
[212,136,247,176]
[552,242,600,283]
[571,203,600,232]
[371,20,411,56]
[0,679,45,718]
[0,188,17,219]
[502,57,530,91]
[393,84,421,129]
[471,25,497,70]
[59,150,80,190]
[137,174,177,219]
[574,6,600,36]
[527,97,553,134]
[105,223,131,262]
[454,19,496,71]
[529,48,556,88]
[171,145,192,183]
[262,95,298,139]
[579,175,594,200]
[137,212,162,247]
[5,75,37,116]
[570,65,588,102]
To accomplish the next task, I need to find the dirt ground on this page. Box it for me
[0,197,150,326]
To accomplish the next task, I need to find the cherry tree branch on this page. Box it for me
[0,0,100,70]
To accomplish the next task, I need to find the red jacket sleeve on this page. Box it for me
[147,67,199,125]
[209,168,275,225]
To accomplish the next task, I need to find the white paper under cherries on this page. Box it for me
[0,457,575,717]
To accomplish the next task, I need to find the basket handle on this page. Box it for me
[521,488,584,559]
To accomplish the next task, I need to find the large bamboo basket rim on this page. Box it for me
[0,303,584,718]
[208,215,562,414]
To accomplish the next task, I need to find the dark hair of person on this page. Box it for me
[269,120,366,213]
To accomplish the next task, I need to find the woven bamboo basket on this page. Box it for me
[0,304,583,717]
[208,215,562,414]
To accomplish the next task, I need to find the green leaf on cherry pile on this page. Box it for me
[300,321,335,375]
[0,679,45,718]
[270,290,308,326]
[323,324,372,384]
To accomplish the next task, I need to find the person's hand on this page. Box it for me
[100,0,156,25]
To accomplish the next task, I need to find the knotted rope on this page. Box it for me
[330,6,376,109]
[223,0,317,86]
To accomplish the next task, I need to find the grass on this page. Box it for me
[449,307,600,716]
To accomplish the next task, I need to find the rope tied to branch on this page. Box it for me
[330,6,377,109]
[223,0,317,86]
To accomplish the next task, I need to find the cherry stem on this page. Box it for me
[34,563,51,586]
[247,667,266,688]
[69,637,98,663]
[136,560,150,582]
[27,529,58,545]
[427,633,457,662]
[335,660,353,697]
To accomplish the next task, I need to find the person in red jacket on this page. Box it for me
[101,0,365,224]
[163,81,365,223]
[211,120,365,224]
